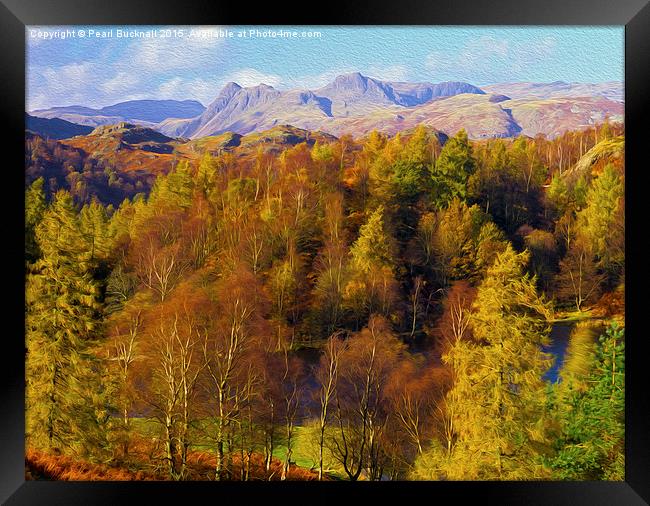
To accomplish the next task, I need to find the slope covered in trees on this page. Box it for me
[24,121,625,481]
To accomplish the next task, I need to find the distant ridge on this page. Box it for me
[31,99,206,128]
[31,73,624,140]
[26,113,93,140]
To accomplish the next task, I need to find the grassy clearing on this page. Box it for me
[271,424,348,480]
[128,417,345,478]
[130,417,161,437]
[271,426,318,472]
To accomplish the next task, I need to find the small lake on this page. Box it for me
[292,320,577,396]
[542,321,576,383]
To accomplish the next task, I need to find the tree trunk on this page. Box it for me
[164,415,177,480]
[215,389,225,480]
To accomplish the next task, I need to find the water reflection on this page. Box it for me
[542,321,576,383]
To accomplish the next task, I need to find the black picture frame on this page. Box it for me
[2,0,649,504]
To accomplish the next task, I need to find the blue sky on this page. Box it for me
[26,26,624,110]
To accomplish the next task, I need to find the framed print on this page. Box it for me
[1,0,649,504]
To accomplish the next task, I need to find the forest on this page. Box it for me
[24,121,625,481]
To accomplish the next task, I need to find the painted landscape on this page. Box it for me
[25,26,624,481]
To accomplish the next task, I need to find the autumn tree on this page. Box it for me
[202,266,271,480]
[429,198,483,284]
[79,199,113,268]
[138,285,208,480]
[434,280,476,358]
[576,164,624,280]
[555,236,605,311]
[149,160,195,211]
[106,302,143,460]
[470,138,544,233]
[432,246,553,480]
[546,173,570,221]
[416,199,508,287]
[182,193,219,270]
[524,229,558,293]
[129,217,189,303]
[269,240,307,349]
[387,125,439,242]
[311,192,349,337]
[330,316,405,480]
[384,358,449,478]
[278,350,306,480]
[344,206,399,328]
[195,152,219,200]
[510,136,546,196]
[314,332,344,480]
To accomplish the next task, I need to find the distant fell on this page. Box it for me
[31,99,206,128]
[25,113,93,140]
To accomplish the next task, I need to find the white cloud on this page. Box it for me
[31,62,104,108]
[100,71,142,95]
[156,70,285,106]
[465,36,508,65]
[27,93,49,111]
[426,51,455,73]
[42,61,98,87]
[29,61,151,109]
[365,64,410,82]
[425,34,557,84]
[223,68,283,88]
[130,26,225,72]
[513,36,557,70]
[26,32,44,47]
[282,67,356,89]
[157,77,220,104]
[286,64,410,86]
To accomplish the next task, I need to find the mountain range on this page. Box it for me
[29,73,623,140]
[30,99,206,128]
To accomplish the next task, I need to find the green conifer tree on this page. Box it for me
[349,206,394,273]
[431,129,475,208]
[577,164,624,272]
[25,177,47,264]
[80,199,113,266]
[548,322,624,479]
[26,190,104,454]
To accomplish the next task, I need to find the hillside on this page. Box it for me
[25,113,93,140]
[26,124,352,205]
[504,97,623,138]
[563,136,625,183]
[481,81,623,102]
[33,74,623,142]
[61,122,182,178]
[321,93,523,139]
